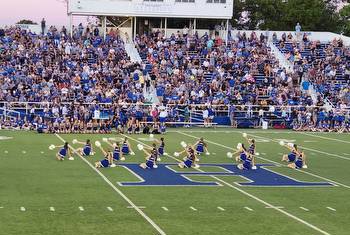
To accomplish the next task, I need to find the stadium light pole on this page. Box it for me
[193,18,196,35]
[164,18,167,38]
[102,16,107,40]
[225,19,229,46]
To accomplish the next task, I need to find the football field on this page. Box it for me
[0,129,349,235]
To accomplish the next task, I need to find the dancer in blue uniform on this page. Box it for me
[288,151,307,169]
[56,142,72,161]
[139,146,158,169]
[177,145,199,169]
[193,137,210,155]
[121,137,135,155]
[94,144,114,168]
[74,139,94,156]
[281,142,299,163]
[103,138,125,161]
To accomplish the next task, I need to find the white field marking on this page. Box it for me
[311,152,316,155]
[127,206,146,209]
[326,207,336,212]
[50,207,55,212]
[22,150,26,154]
[303,140,318,143]
[4,150,8,154]
[20,207,26,212]
[246,133,350,161]
[40,151,44,154]
[177,131,350,189]
[133,133,331,235]
[190,206,197,211]
[344,153,350,156]
[244,207,253,211]
[261,152,266,155]
[107,207,113,211]
[0,206,3,209]
[79,206,84,211]
[301,132,350,144]
[278,153,283,155]
[161,207,169,211]
[265,206,284,209]
[300,207,309,211]
[54,134,167,235]
[217,206,225,211]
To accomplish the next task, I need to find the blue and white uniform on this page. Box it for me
[100,154,110,168]
[242,156,253,170]
[248,143,255,155]
[82,144,91,156]
[113,147,120,161]
[196,140,205,154]
[294,156,304,169]
[288,149,297,162]
[58,147,67,159]
[122,141,130,154]
[183,149,196,168]
[158,141,165,156]
[146,149,157,169]
[239,150,247,161]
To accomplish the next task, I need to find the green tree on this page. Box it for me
[232,0,342,33]
[339,4,350,35]
[16,19,37,25]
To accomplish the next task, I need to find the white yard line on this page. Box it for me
[55,134,166,235]
[107,207,114,211]
[161,207,169,211]
[190,206,197,211]
[129,133,331,235]
[178,131,350,189]
[127,206,146,209]
[50,207,55,212]
[326,207,336,212]
[301,133,350,144]
[217,206,225,211]
[265,206,284,209]
[244,207,253,211]
[300,207,309,211]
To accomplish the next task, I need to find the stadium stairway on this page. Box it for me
[125,43,142,63]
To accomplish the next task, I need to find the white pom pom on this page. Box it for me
[252,166,257,170]
[195,158,199,162]
[255,152,260,156]
[137,144,144,151]
[180,141,187,148]
[95,141,101,147]
[174,152,180,157]
[110,163,116,168]
[102,138,108,142]
[193,164,200,169]
[153,165,158,169]
[91,152,95,156]
[120,157,125,161]
[227,152,233,158]
[279,140,285,146]
[242,133,247,138]
[287,143,294,148]
[157,157,161,162]
[130,152,135,155]
[112,143,117,148]
[149,134,154,139]
[236,143,242,150]
[302,165,308,169]
[72,139,78,144]
[206,152,210,156]
[49,145,56,150]
[68,157,74,161]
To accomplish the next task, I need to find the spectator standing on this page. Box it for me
[295,23,301,41]
[41,18,46,35]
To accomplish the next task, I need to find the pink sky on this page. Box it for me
[0,0,79,27]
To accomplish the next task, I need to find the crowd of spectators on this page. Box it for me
[0,24,349,133]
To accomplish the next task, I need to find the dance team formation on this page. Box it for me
[50,133,307,170]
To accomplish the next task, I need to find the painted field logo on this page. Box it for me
[0,136,13,140]
[117,163,333,187]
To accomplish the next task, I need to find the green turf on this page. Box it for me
[0,128,349,235]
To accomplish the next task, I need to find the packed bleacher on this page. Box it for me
[0,25,349,133]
